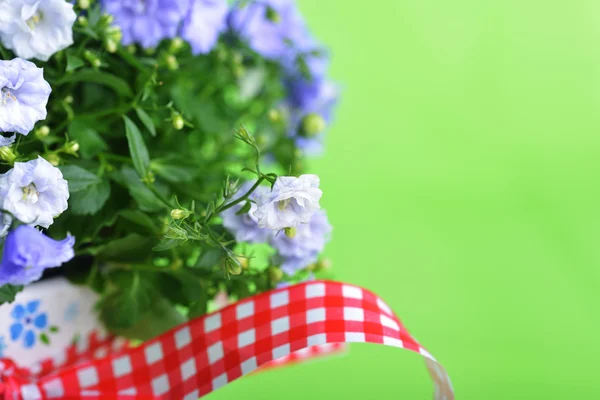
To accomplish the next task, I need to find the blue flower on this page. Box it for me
[0,335,6,357]
[270,210,332,274]
[0,225,75,287]
[228,0,309,61]
[181,0,229,55]
[222,182,273,243]
[102,0,189,48]
[9,300,48,349]
[284,78,339,155]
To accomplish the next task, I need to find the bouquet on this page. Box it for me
[0,1,454,399]
[0,0,337,334]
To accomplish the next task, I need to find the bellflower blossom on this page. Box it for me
[285,78,339,155]
[0,0,76,61]
[254,175,322,231]
[0,157,69,229]
[271,211,331,275]
[0,58,52,135]
[222,182,272,243]
[228,0,309,61]
[181,0,228,55]
[0,225,75,286]
[102,0,189,48]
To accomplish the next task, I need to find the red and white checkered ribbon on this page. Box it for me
[0,281,454,399]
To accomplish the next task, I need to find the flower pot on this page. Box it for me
[0,278,102,368]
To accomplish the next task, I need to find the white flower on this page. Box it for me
[0,0,77,61]
[0,156,69,228]
[0,58,51,135]
[254,174,322,230]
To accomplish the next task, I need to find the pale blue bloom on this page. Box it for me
[254,174,322,230]
[271,210,331,274]
[0,58,51,135]
[0,157,69,229]
[222,182,272,243]
[102,0,189,48]
[0,135,16,147]
[0,0,76,61]
[0,225,75,287]
[181,0,229,55]
[228,0,308,61]
[9,300,48,349]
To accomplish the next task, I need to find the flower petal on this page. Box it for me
[23,329,35,348]
[10,322,23,340]
[26,300,40,314]
[11,304,25,320]
[33,312,47,329]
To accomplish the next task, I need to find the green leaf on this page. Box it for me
[124,116,150,179]
[97,234,156,263]
[58,69,133,97]
[39,332,50,345]
[59,165,101,193]
[153,238,186,252]
[150,157,200,183]
[119,210,159,234]
[98,271,156,330]
[195,249,222,269]
[68,120,108,159]
[0,285,23,305]
[69,180,111,215]
[49,326,59,334]
[114,167,164,212]
[66,54,85,72]
[135,107,156,137]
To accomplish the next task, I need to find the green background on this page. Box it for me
[211,1,600,398]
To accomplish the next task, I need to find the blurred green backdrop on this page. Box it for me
[210,0,600,398]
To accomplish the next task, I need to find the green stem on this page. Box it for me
[217,176,265,213]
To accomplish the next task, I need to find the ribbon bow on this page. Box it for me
[0,281,453,399]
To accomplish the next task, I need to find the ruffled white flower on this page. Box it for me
[254,175,322,230]
[0,0,77,61]
[0,58,51,135]
[0,156,69,228]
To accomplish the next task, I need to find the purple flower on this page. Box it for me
[271,210,331,275]
[285,78,339,155]
[0,225,75,287]
[222,182,272,243]
[0,58,52,135]
[181,0,228,55]
[102,0,189,48]
[228,0,309,61]
[0,135,16,147]
[254,174,322,231]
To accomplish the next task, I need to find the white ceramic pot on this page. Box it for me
[0,278,102,368]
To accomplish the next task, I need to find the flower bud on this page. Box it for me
[83,50,102,68]
[300,113,326,137]
[126,45,137,54]
[100,13,113,26]
[172,114,185,130]
[78,16,88,27]
[104,38,118,54]
[64,95,74,104]
[78,0,90,9]
[236,256,249,270]
[170,37,184,53]
[170,209,191,220]
[226,258,243,276]
[0,147,16,163]
[35,126,50,139]
[46,153,60,166]
[268,267,283,283]
[284,227,296,239]
[106,26,123,43]
[268,109,282,123]
[63,141,79,155]
[165,55,179,71]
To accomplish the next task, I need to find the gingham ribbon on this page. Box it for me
[0,281,454,400]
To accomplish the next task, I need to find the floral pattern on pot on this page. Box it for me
[9,300,49,348]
